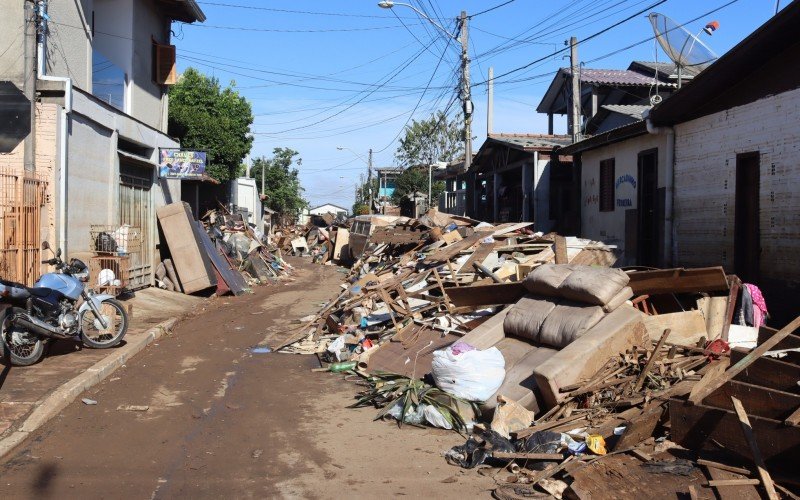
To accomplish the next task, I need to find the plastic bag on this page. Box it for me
[327,335,347,361]
[422,404,453,430]
[431,345,505,401]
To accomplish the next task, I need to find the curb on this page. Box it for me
[0,317,179,460]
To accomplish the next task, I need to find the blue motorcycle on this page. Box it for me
[0,242,128,366]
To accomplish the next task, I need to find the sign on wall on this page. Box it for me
[158,149,207,178]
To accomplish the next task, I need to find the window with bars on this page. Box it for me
[599,158,615,212]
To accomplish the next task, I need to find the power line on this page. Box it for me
[177,21,424,33]
[474,0,668,86]
[195,2,419,19]
[469,0,517,18]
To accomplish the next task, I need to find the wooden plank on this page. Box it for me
[456,241,496,274]
[444,282,525,308]
[702,461,761,500]
[423,231,488,264]
[757,327,800,351]
[642,311,707,345]
[613,404,665,451]
[669,399,800,464]
[706,479,761,487]
[703,380,800,421]
[697,459,752,476]
[730,348,800,393]
[567,453,708,499]
[730,396,780,500]
[554,235,568,264]
[627,267,729,296]
[785,405,800,427]
[634,329,671,391]
[688,315,800,404]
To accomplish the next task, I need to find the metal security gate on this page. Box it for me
[0,168,47,286]
[119,163,154,289]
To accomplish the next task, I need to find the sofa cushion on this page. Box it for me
[503,295,558,342]
[522,264,574,297]
[481,343,557,414]
[532,305,646,409]
[537,301,605,349]
[558,266,630,306]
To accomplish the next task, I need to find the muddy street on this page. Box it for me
[0,262,493,499]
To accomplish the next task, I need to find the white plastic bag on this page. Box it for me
[327,335,347,361]
[431,345,506,402]
[422,404,454,430]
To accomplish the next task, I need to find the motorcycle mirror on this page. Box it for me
[56,248,62,258]
[41,241,50,250]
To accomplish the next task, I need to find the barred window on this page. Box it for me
[599,158,615,212]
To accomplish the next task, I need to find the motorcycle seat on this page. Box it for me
[26,287,52,298]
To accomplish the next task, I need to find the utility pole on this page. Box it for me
[487,67,494,136]
[569,36,581,142]
[460,11,472,172]
[367,148,373,214]
[23,0,38,172]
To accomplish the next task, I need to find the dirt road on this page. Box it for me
[0,261,494,499]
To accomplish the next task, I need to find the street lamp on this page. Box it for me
[378,1,458,40]
[377,2,473,173]
[337,146,373,214]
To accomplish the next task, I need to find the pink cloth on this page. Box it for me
[745,283,768,327]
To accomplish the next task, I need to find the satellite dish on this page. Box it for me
[648,12,718,88]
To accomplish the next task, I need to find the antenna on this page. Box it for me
[648,12,718,88]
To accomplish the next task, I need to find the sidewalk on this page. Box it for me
[0,288,205,441]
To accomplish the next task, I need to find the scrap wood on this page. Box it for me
[730,396,780,500]
[706,479,761,487]
[785,405,800,427]
[688,315,800,404]
[634,328,671,391]
[697,459,752,476]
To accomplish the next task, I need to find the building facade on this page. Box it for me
[0,0,204,286]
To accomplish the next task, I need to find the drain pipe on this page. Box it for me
[35,0,72,254]
[643,109,675,267]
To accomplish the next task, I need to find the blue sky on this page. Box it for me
[174,0,784,208]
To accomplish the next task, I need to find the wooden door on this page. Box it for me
[734,152,760,281]
[637,149,659,267]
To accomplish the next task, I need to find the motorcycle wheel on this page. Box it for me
[1,307,46,366]
[79,299,128,349]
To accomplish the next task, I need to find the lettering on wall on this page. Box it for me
[615,174,636,190]
[615,173,636,209]
[584,177,598,206]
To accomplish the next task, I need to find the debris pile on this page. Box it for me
[273,208,799,498]
[154,201,294,296]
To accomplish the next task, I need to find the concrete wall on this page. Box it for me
[132,0,171,131]
[580,133,667,263]
[0,0,25,87]
[47,0,92,90]
[673,86,800,285]
[65,90,178,262]
[532,155,553,232]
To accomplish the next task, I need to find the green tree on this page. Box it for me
[168,68,254,182]
[391,166,445,205]
[252,148,308,220]
[395,111,464,169]
[352,173,378,215]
